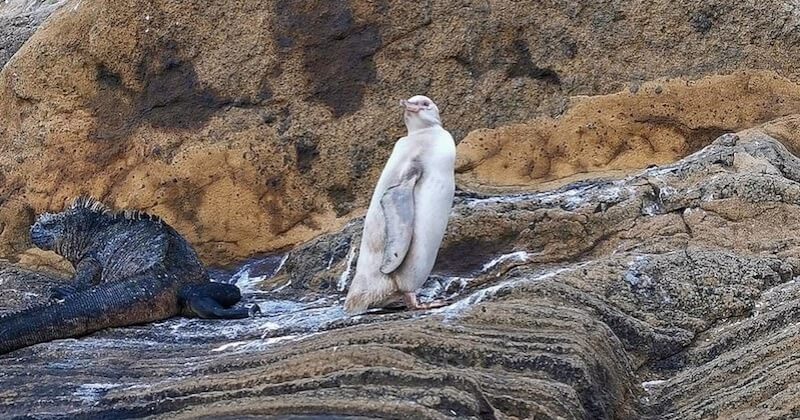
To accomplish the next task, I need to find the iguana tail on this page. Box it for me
[0,278,178,355]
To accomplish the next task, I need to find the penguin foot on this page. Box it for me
[402,292,449,310]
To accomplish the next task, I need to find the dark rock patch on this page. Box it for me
[507,39,561,85]
[89,39,228,142]
[274,1,382,117]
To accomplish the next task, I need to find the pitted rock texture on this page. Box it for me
[5,124,800,418]
[455,71,800,191]
[7,1,800,264]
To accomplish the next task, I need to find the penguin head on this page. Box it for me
[401,95,442,132]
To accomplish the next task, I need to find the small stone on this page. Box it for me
[714,133,739,147]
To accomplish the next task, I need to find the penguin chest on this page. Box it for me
[414,173,453,231]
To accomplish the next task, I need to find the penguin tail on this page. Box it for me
[343,276,396,315]
[343,292,372,315]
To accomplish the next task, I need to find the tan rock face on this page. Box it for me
[6,1,800,265]
[456,71,800,191]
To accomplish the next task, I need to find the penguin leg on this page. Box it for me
[402,292,448,310]
[181,283,260,319]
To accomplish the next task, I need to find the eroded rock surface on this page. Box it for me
[455,71,800,191]
[5,123,800,418]
[7,1,800,417]
[7,1,800,265]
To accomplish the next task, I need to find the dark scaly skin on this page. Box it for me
[0,197,257,355]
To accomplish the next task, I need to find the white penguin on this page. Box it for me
[344,95,456,315]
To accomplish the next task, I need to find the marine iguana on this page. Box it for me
[0,197,258,355]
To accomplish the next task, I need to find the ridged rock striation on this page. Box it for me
[5,119,800,417]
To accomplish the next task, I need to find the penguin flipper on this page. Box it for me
[379,165,421,274]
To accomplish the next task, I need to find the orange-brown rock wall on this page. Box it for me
[4,0,800,266]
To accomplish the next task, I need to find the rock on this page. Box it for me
[455,72,800,192]
[0,261,63,313]
[0,197,34,258]
[5,123,800,417]
[0,0,63,69]
[7,1,800,265]
[7,1,800,417]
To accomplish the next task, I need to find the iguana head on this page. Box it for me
[30,197,111,260]
[30,211,66,251]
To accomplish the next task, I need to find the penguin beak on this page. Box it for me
[400,99,421,113]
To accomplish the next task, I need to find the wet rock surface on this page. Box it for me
[5,126,800,418]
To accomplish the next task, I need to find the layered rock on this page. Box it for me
[6,0,800,417]
[4,121,800,418]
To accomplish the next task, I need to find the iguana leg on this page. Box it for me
[50,258,102,301]
[49,284,81,301]
[191,282,242,307]
[181,283,260,319]
[187,297,255,319]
